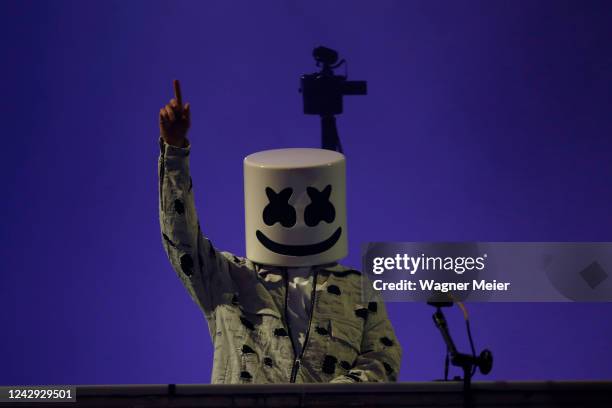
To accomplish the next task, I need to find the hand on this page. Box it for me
[159,79,191,147]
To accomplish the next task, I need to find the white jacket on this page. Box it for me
[158,140,402,383]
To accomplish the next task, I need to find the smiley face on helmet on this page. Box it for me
[244,148,347,267]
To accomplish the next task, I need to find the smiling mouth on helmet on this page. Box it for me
[256,227,342,256]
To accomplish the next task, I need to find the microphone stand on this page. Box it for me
[432,307,475,408]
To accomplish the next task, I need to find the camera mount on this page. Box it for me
[299,46,367,152]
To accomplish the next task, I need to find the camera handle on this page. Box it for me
[321,115,343,153]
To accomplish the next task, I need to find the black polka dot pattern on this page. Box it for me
[327,285,341,295]
[179,254,193,277]
[383,362,393,375]
[240,371,252,380]
[174,199,185,215]
[355,308,368,319]
[274,328,288,337]
[264,357,273,367]
[340,360,352,370]
[322,355,338,374]
[315,326,329,336]
[242,344,255,354]
[367,302,378,313]
[380,337,394,347]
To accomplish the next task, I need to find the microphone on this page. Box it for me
[426,291,454,308]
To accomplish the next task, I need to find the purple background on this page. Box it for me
[1,0,611,385]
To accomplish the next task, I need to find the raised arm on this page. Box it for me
[158,80,234,317]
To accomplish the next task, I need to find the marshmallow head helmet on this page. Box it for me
[244,148,347,267]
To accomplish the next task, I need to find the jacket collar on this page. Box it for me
[254,262,360,277]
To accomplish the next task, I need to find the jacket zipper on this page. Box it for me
[286,268,319,383]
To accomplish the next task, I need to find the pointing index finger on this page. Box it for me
[173,79,182,107]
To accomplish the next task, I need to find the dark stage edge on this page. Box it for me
[6,381,612,407]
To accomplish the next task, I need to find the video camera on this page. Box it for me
[300,46,367,116]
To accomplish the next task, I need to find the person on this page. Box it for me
[158,80,401,383]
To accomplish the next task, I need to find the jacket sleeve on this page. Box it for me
[331,292,402,383]
[158,138,236,319]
